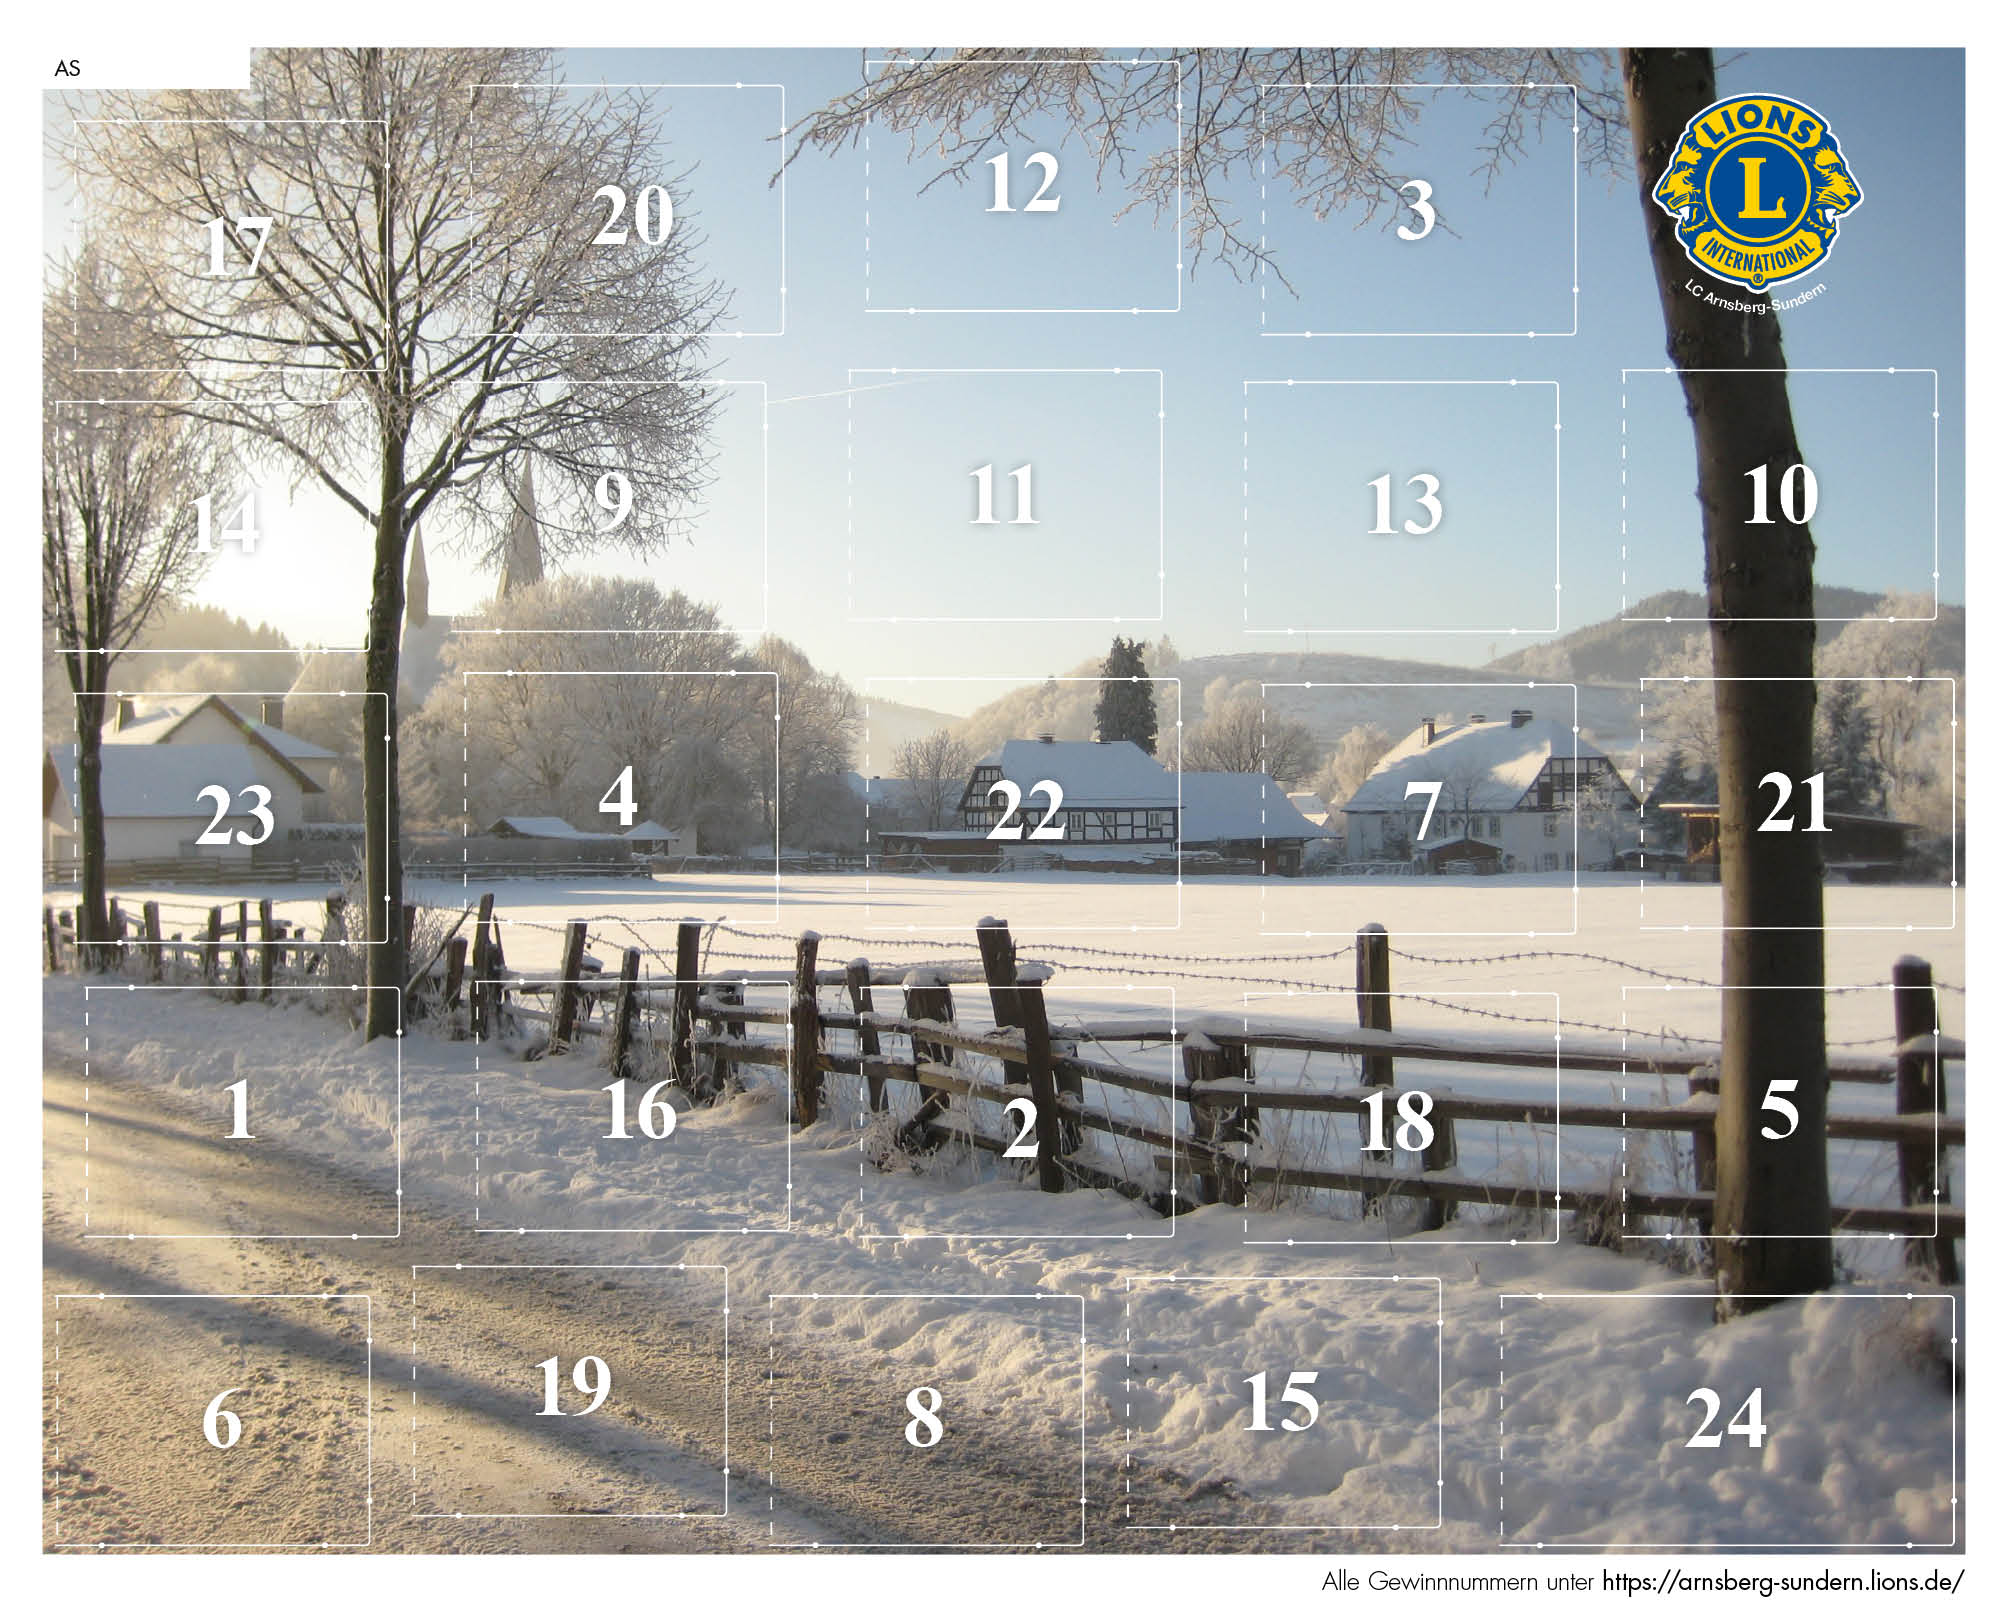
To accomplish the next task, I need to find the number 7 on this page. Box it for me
[1405,779,1443,839]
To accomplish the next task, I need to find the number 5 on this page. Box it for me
[1759,1079,1800,1140]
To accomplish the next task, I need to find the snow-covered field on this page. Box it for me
[42,871,1964,1548]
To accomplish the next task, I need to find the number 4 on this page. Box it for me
[600,765,638,829]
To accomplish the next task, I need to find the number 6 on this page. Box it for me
[203,1388,244,1449]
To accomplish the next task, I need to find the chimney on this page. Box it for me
[1469,712,1487,724]
[114,695,137,732]
[1037,732,1055,744]
[261,697,285,731]
[1422,718,1436,745]
[1511,708,1534,729]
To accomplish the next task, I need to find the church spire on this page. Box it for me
[497,455,545,603]
[405,523,431,628]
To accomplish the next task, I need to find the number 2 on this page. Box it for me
[986,779,1065,841]
[1003,1095,1040,1158]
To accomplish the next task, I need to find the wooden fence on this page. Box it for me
[44,896,1963,1280]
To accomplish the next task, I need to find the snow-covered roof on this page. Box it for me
[48,743,286,819]
[623,819,681,839]
[1342,717,1585,813]
[974,739,1176,808]
[102,693,339,766]
[1180,771,1330,843]
[491,815,608,840]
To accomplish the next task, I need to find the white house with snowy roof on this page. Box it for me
[43,692,342,869]
[1341,710,1636,873]
[875,737,1331,873]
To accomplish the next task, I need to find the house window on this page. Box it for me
[1488,815,1501,839]
[1543,815,1558,837]
[1542,852,1559,872]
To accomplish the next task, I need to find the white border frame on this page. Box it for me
[857,980,1180,1242]
[860,674,1185,932]
[443,378,770,640]
[406,1262,730,1521]
[467,976,794,1236]
[1257,681,1584,938]
[67,116,392,376]
[862,56,1184,316]
[1241,378,1562,634]
[1620,981,1952,1241]
[763,1291,1086,1548]
[1255,83,1579,339]
[48,1291,375,1550]
[1620,368,1942,621]
[469,81,787,339]
[1232,990,1563,1246]
[1496,1290,1960,1550]
[457,667,782,929]
[58,688,392,945]
[846,368,1166,624]
[1634,675,1960,932]
[1119,1273,1444,1532]
[78,983,403,1239]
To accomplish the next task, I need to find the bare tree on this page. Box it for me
[798,46,1834,1307]
[65,48,725,1037]
[1186,697,1317,784]
[893,728,975,831]
[42,248,220,958]
[751,637,860,847]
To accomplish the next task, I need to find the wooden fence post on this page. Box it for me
[142,902,162,982]
[1182,1032,1254,1207]
[976,918,1025,1078]
[550,919,588,1049]
[1894,956,1956,1283]
[1356,923,1395,1211]
[108,898,124,969]
[1016,981,1066,1194]
[1420,1104,1460,1230]
[671,920,702,1096]
[789,933,823,1127]
[610,947,643,1079]
[898,975,956,1152]
[235,899,251,1002]
[443,937,467,1018]
[468,892,495,1041]
[258,898,276,998]
[44,907,61,974]
[846,956,885,1113]
[1688,1068,1718,1237]
[202,906,222,984]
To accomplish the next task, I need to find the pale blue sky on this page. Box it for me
[49,46,1965,712]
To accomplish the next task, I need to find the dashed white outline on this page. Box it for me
[79,983,402,1240]
[1240,378,1562,635]
[862,56,1183,316]
[1254,83,1579,339]
[1496,1290,1959,1550]
[1620,368,1941,620]
[1633,675,1959,933]
[48,1292,374,1550]
[406,1262,729,1521]
[1119,1273,1444,1531]
[860,674,1184,932]
[468,81,786,339]
[1233,990,1563,1247]
[763,1291,1086,1548]
[857,981,1180,1243]
[846,368,1166,624]
[1256,681,1583,938]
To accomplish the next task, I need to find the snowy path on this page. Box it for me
[43,1049,1193,1552]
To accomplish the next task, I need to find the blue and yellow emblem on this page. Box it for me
[1653,94,1862,291]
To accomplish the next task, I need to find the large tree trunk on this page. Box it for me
[362,433,408,1041]
[70,655,111,966]
[1623,49,1833,1309]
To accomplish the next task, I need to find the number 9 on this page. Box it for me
[594,471,633,533]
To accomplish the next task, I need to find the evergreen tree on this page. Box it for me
[1815,679,1886,814]
[1094,636,1157,754]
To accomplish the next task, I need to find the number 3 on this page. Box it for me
[1397,179,1436,241]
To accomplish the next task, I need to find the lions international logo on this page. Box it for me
[1653,94,1861,291]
